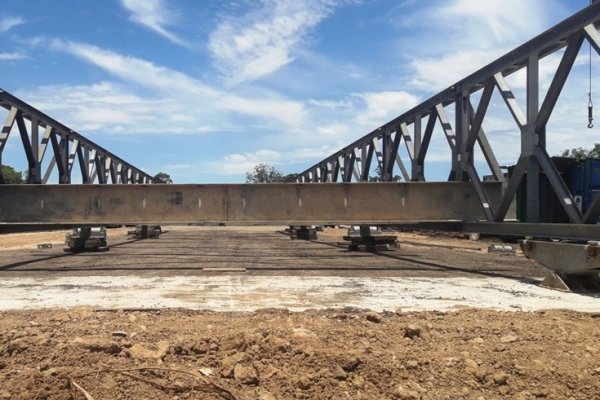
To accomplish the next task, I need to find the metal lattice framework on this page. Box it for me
[296,3,600,226]
[0,89,158,185]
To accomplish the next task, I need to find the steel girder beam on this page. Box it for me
[294,3,600,230]
[0,182,503,225]
[0,89,158,184]
[391,221,600,242]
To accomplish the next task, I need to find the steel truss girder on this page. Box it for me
[295,3,600,228]
[0,89,158,184]
[0,182,504,225]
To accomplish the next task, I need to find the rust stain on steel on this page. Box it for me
[0,182,502,225]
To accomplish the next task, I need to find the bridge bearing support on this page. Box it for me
[343,225,398,252]
[288,226,318,240]
[128,224,162,239]
[520,239,600,292]
[64,226,108,252]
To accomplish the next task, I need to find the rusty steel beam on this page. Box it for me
[0,182,503,225]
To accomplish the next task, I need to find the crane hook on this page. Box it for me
[588,94,594,129]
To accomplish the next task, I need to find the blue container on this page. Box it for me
[588,159,600,188]
[568,159,600,215]
[570,163,585,196]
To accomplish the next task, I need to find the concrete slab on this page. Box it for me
[1,274,599,312]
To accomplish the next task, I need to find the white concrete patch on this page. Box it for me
[1,275,600,312]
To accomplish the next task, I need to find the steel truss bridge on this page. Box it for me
[1,3,600,278]
[0,90,158,185]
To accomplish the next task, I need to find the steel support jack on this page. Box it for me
[288,225,317,240]
[128,224,162,239]
[64,226,109,252]
[342,225,398,252]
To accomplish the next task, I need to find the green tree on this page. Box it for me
[560,143,600,161]
[368,166,402,182]
[0,165,24,184]
[283,173,298,182]
[245,163,285,183]
[154,172,173,183]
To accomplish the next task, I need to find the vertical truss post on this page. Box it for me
[67,140,79,177]
[77,145,89,183]
[383,128,402,181]
[16,113,38,183]
[456,91,469,182]
[415,110,437,181]
[0,107,17,183]
[352,151,360,182]
[358,145,370,181]
[344,152,356,182]
[381,130,391,180]
[412,115,422,181]
[109,160,118,184]
[50,133,67,184]
[30,118,42,184]
[60,136,70,184]
[95,154,105,184]
[104,157,112,183]
[436,104,459,181]
[118,166,125,183]
[373,137,384,178]
[525,54,540,222]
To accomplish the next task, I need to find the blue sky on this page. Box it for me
[0,0,597,183]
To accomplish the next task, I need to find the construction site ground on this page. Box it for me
[1,226,600,399]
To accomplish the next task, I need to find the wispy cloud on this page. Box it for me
[17,82,218,135]
[354,91,419,126]
[121,0,188,47]
[0,51,27,61]
[438,0,548,44]
[0,16,24,33]
[208,0,344,85]
[51,39,215,96]
[48,39,306,126]
[409,49,501,91]
[400,0,553,92]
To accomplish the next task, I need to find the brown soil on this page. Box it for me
[1,308,600,400]
[0,227,591,399]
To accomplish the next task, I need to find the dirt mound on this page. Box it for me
[1,308,599,399]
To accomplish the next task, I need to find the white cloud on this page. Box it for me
[51,40,215,96]
[0,16,24,33]
[218,149,283,175]
[354,91,419,126]
[317,123,350,137]
[438,0,547,44]
[50,39,305,126]
[208,0,342,85]
[121,0,188,47]
[217,96,305,126]
[0,51,27,61]
[409,49,501,91]
[16,82,218,135]
[409,40,567,93]
[308,99,352,109]
[165,163,196,171]
[202,145,340,176]
[402,0,553,92]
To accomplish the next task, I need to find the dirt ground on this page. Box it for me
[1,308,600,400]
[1,227,600,399]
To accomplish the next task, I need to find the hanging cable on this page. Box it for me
[589,0,594,128]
